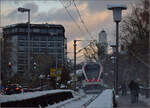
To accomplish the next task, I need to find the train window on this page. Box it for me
[100,73,103,79]
[84,64,100,79]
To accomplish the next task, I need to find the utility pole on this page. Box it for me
[73,39,96,90]
[73,40,77,90]
[73,40,82,90]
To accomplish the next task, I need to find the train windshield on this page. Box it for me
[84,64,100,79]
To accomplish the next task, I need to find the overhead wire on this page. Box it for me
[59,0,85,36]
[59,0,97,60]
[72,0,95,40]
[72,0,98,57]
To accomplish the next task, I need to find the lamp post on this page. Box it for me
[110,45,116,91]
[18,7,30,74]
[108,4,127,95]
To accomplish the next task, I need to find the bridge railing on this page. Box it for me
[0,90,75,107]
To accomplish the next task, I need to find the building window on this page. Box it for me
[18,46,25,52]
[48,43,54,47]
[32,36,39,41]
[18,36,27,40]
[40,48,47,52]
[48,36,54,41]
[57,42,61,47]
[58,55,62,59]
[48,29,56,33]
[18,54,26,59]
[56,29,63,33]
[18,65,25,71]
[12,28,18,33]
[40,29,48,33]
[57,36,63,41]
[32,42,39,47]
[40,36,47,41]
[48,49,56,53]
[33,28,40,33]
[57,49,61,53]
[40,42,46,47]
[18,59,25,64]
[33,48,39,52]
[18,42,26,46]
[18,28,25,32]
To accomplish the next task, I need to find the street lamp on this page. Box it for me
[110,45,116,91]
[108,4,127,95]
[18,7,30,74]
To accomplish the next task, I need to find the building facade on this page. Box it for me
[2,23,67,80]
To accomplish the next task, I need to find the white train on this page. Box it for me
[82,62,104,93]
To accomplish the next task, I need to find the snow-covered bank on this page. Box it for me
[87,89,113,108]
[139,94,150,106]
[0,89,74,103]
[46,89,86,108]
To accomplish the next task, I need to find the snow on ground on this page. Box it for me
[0,89,74,103]
[139,94,150,106]
[87,89,113,108]
[47,89,113,108]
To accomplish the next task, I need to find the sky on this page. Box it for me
[0,0,139,62]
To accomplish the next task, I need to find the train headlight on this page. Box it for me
[96,79,100,82]
[86,79,90,82]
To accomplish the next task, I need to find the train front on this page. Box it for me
[82,62,103,93]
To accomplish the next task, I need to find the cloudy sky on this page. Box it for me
[0,0,139,62]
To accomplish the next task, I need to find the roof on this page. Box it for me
[3,23,64,29]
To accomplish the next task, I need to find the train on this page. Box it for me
[82,62,104,93]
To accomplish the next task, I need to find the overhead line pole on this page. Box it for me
[73,39,83,90]
[74,40,77,90]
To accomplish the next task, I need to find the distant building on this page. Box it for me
[98,30,108,54]
[2,23,67,79]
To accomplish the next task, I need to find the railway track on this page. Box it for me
[57,94,100,108]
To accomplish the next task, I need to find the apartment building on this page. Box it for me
[2,23,67,78]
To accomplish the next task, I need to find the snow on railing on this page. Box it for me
[0,89,73,103]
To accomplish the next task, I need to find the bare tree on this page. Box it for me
[120,0,149,54]
[83,42,99,62]
[119,0,149,84]
[83,41,107,63]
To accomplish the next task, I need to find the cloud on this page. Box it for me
[22,2,39,13]
[2,2,38,24]
[33,7,78,22]
[1,0,139,61]
[83,0,135,14]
